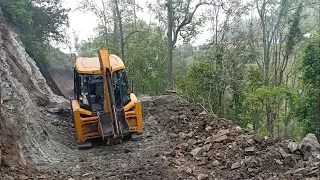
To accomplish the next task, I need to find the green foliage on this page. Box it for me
[0,0,69,63]
[177,58,216,106]
[125,24,167,95]
[0,0,32,29]
[285,3,303,57]
[46,46,75,68]
[301,36,320,88]
[297,34,320,138]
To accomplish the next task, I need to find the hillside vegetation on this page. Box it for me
[74,0,320,140]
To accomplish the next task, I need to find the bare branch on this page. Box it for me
[172,1,210,44]
[124,30,144,45]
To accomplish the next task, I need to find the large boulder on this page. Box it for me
[298,134,320,158]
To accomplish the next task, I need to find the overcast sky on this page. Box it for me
[60,0,209,53]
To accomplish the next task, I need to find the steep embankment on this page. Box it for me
[48,68,74,98]
[0,18,74,178]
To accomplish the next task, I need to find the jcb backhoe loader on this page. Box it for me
[71,49,142,148]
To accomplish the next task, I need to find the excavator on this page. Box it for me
[71,49,142,148]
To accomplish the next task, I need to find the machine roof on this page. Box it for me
[75,54,125,74]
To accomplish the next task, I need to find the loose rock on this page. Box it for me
[245,146,255,153]
[288,142,299,153]
[191,147,205,157]
[253,135,264,143]
[213,135,228,143]
[231,162,241,170]
[212,160,220,166]
[205,126,212,132]
[299,134,320,158]
[279,147,290,158]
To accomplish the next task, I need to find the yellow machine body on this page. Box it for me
[71,49,142,147]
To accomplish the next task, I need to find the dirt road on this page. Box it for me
[28,96,178,180]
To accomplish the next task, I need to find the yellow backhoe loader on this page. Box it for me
[71,49,142,148]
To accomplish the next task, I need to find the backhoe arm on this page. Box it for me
[98,49,119,138]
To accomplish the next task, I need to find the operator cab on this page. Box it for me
[74,69,131,114]
[73,56,131,114]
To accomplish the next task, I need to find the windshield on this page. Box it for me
[112,70,131,106]
[78,70,130,109]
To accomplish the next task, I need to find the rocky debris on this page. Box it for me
[149,95,320,179]
[283,154,297,167]
[213,135,228,143]
[19,175,29,180]
[199,111,207,116]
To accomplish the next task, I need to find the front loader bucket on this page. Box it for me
[116,107,130,136]
[98,112,113,140]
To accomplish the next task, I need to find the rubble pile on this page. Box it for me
[145,95,320,180]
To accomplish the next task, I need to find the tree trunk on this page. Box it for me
[114,0,125,62]
[166,0,174,90]
[112,6,118,49]
[216,46,224,115]
[253,108,260,135]
[259,3,273,137]
[284,76,290,139]
[101,0,109,45]
[266,104,274,137]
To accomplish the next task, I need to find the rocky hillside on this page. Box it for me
[0,17,73,178]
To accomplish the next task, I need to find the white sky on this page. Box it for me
[60,0,210,53]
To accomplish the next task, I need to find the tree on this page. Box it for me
[247,0,306,137]
[160,0,208,89]
[79,0,141,62]
[298,34,320,138]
